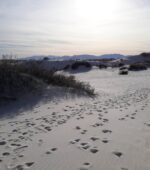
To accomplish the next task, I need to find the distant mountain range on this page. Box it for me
[23,54,126,61]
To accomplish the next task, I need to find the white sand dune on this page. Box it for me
[0,68,150,170]
[111,53,150,66]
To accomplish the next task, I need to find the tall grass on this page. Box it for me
[0,60,95,98]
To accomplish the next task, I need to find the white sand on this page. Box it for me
[0,68,150,170]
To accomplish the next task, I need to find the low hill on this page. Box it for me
[22,54,125,61]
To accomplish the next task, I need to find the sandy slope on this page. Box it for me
[0,68,150,170]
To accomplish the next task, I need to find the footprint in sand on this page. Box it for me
[79,162,92,170]
[86,112,93,115]
[16,160,33,169]
[92,123,103,127]
[97,110,102,112]
[44,126,52,131]
[113,151,123,157]
[76,126,81,130]
[51,147,58,152]
[144,123,150,127]
[70,138,81,144]
[22,132,28,136]
[25,162,34,167]
[79,142,91,150]
[103,119,109,123]
[119,118,125,121]
[102,139,109,143]
[11,143,21,147]
[45,151,51,155]
[102,130,112,134]
[18,154,24,158]
[81,130,87,135]
[90,137,99,141]
[90,148,99,154]
[0,141,6,145]
[12,164,24,170]
[3,152,10,156]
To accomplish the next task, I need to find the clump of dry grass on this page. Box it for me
[0,60,95,100]
[0,61,43,100]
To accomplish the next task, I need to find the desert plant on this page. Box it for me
[119,70,128,75]
[118,63,124,67]
[129,63,147,71]
[71,61,91,70]
[0,62,43,100]
[0,60,95,99]
[63,64,70,70]
[99,64,107,69]
[43,57,49,61]
[119,66,128,70]
[140,52,150,57]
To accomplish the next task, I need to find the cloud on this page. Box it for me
[47,39,71,45]
[0,38,71,50]
[0,43,33,49]
[0,0,150,57]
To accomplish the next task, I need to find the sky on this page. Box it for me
[0,0,150,57]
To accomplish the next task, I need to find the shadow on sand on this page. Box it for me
[64,67,92,74]
[0,86,91,119]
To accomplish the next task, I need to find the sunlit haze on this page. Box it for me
[0,0,150,57]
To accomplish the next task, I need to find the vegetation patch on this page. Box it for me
[0,60,95,101]
[119,70,128,75]
[99,64,107,69]
[71,61,92,70]
[63,64,70,70]
[129,63,147,71]
[0,61,43,101]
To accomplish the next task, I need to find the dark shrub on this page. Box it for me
[99,64,107,69]
[119,66,128,70]
[119,70,128,75]
[140,53,150,57]
[118,63,124,67]
[0,60,95,98]
[71,61,91,70]
[63,64,70,70]
[129,63,147,71]
[43,57,49,61]
[0,62,42,99]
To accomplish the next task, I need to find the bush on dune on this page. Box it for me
[0,61,43,99]
[119,70,128,75]
[129,63,147,71]
[63,64,70,70]
[48,74,95,96]
[140,52,150,57]
[0,60,95,100]
[71,61,92,70]
[20,63,95,96]
[99,64,107,69]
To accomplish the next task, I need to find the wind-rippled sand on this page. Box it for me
[0,68,150,170]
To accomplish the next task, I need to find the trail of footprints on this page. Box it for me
[70,135,110,154]
[0,88,150,170]
[74,88,150,170]
[0,103,89,169]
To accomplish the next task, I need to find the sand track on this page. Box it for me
[0,69,150,170]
